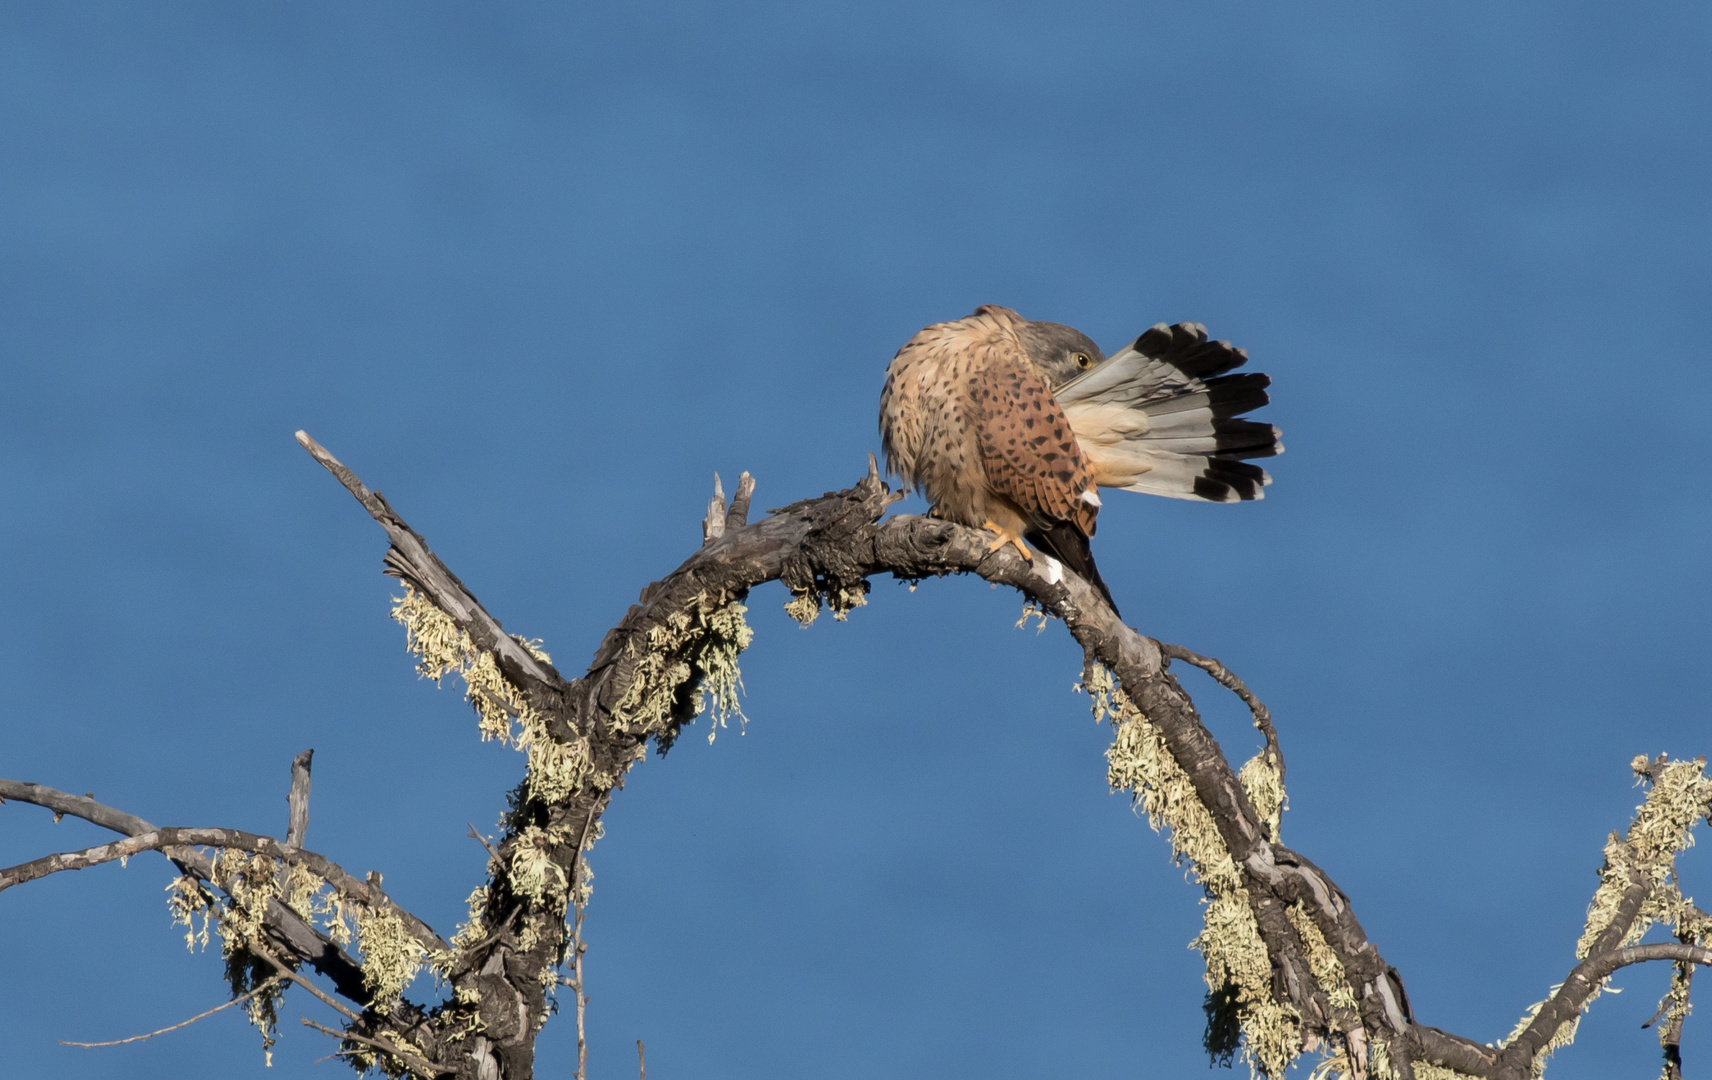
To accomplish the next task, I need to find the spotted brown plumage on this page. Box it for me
[878,304,1282,616]
[879,305,1116,609]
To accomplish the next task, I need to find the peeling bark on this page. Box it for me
[2,443,1707,1080]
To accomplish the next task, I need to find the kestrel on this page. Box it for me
[877,304,1281,614]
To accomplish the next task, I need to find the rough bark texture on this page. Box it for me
[2,440,1708,1080]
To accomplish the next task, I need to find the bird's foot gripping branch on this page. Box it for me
[1,438,1707,1080]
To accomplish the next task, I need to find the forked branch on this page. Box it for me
[4,438,1706,1080]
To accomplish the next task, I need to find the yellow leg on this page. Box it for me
[979,520,1032,561]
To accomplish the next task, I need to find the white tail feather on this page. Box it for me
[1058,325,1279,503]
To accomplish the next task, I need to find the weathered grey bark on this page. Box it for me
[286,748,314,849]
[2,439,1707,1080]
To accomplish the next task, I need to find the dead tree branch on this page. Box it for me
[0,822,447,956]
[0,776,443,1055]
[5,436,1706,1080]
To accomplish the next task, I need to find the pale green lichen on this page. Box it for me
[448,886,490,955]
[168,852,439,1020]
[1015,601,1050,634]
[1497,756,1712,1078]
[508,824,574,910]
[611,595,754,746]
[1286,902,1358,1012]
[393,584,596,800]
[355,904,429,1008]
[1238,752,1287,844]
[1090,662,1300,1078]
[786,581,868,625]
[699,602,753,742]
[166,874,214,951]
[784,590,820,626]
[827,582,869,620]
[1309,1041,1482,1080]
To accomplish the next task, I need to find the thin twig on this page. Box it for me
[638,1037,647,1080]
[251,944,446,1077]
[573,901,589,1080]
[250,944,365,1026]
[301,1018,447,1076]
[60,975,284,1047]
[466,823,500,865]
[1156,641,1285,783]
[570,799,600,1080]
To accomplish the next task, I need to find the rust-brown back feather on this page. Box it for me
[972,357,1097,536]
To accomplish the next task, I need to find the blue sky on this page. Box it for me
[2,4,1709,1078]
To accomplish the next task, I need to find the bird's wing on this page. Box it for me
[1055,322,1281,502]
[972,356,1098,535]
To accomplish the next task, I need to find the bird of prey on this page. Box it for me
[877,304,1281,614]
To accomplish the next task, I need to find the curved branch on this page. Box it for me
[1156,641,1284,782]
[294,438,1394,1075]
[289,441,1710,1080]
[0,780,156,836]
[1493,944,1712,1080]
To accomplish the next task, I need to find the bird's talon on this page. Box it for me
[979,521,1032,561]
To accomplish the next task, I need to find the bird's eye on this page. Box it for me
[1073,352,1093,370]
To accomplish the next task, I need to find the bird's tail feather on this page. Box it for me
[1056,322,1281,503]
[1027,522,1119,616]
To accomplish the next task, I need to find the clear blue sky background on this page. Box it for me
[2,4,1708,1078]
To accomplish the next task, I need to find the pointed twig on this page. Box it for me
[702,473,727,543]
[301,1018,447,1077]
[724,471,754,531]
[61,974,284,1047]
[294,429,559,688]
[466,823,499,865]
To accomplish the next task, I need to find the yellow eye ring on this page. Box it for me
[1073,352,1093,370]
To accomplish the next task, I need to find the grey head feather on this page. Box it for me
[1018,320,1106,390]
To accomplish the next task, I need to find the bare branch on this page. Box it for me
[467,823,500,865]
[295,429,560,689]
[302,1018,448,1078]
[571,902,589,1080]
[1,830,164,890]
[1157,641,1285,783]
[286,748,314,849]
[60,974,284,1048]
[724,470,754,531]
[0,779,156,837]
[1494,945,1712,1079]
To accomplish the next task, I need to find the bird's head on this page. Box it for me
[1018,320,1106,390]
